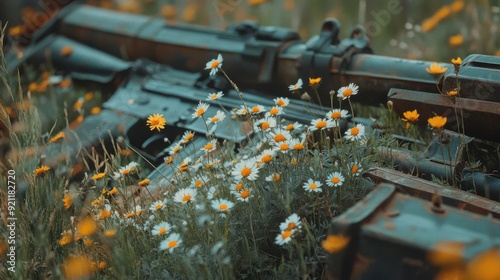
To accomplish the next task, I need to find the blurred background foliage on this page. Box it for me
[1,0,499,62]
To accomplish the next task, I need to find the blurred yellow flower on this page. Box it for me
[34,165,50,176]
[77,217,97,237]
[309,77,322,87]
[466,249,500,280]
[449,34,464,47]
[61,255,93,279]
[62,194,73,210]
[428,241,464,266]
[426,62,447,75]
[447,90,458,97]
[322,234,350,253]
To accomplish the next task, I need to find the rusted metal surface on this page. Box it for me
[363,166,500,218]
[388,88,500,142]
[325,183,500,280]
[442,54,500,102]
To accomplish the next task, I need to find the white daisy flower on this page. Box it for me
[160,232,182,252]
[288,78,303,91]
[192,102,210,119]
[269,130,292,143]
[303,179,322,193]
[206,110,226,125]
[276,140,291,153]
[231,158,261,181]
[201,139,217,153]
[173,188,196,204]
[205,54,223,76]
[190,175,209,188]
[257,148,276,164]
[275,230,293,246]
[349,162,363,176]
[150,200,165,212]
[265,106,284,117]
[254,117,277,131]
[176,157,192,174]
[169,143,182,155]
[232,189,251,202]
[326,172,345,187]
[206,91,224,100]
[265,173,281,182]
[180,131,195,144]
[279,213,302,232]
[326,109,349,120]
[152,221,171,236]
[231,181,245,191]
[250,105,266,114]
[273,97,290,107]
[344,124,366,142]
[235,105,249,116]
[211,198,235,213]
[309,118,335,131]
[289,138,305,151]
[283,122,303,131]
[337,83,359,100]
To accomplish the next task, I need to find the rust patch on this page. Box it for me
[384,222,396,230]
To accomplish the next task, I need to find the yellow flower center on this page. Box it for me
[261,154,273,163]
[159,228,167,235]
[210,116,219,123]
[350,127,359,136]
[261,122,270,130]
[287,222,296,231]
[211,60,219,69]
[280,143,289,150]
[184,133,194,141]
[269,108,279,115]
[219,204,228,211]
[195,180,203,187]
[331,177,340,184]
[274,134,286,142]
[125,212,135,218]
[204,143,213,150]
[168,240,177,249]
[196,108,205,117]
[331,111,341,119]
[251,106,260,113]
[351,165,359,174]
[309,183,317,190]
[241,167,252,177]
[316,120,327,129]
[293,143,304,151]
[235,183,244,191]
[182,195,192,202]
[173,147,180,154]
[277,99,285,106]
[285,124,294,131]
[155,204,163,210]
[343,88,353,97]
[282,230,292,239]
[241,189,250,198]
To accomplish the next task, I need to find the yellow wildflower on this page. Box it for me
[146,113,166,131]
[428,116,447,129]
[34,165,51,176]
[426,63,447,75]
[322,234,351,253]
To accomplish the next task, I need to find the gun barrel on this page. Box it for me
[24,4,443,105]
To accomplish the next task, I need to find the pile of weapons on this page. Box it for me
[6,3,500,279]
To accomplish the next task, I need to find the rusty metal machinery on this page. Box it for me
[324,183,500,280]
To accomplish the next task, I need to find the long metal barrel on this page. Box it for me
[26,4,442,105]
